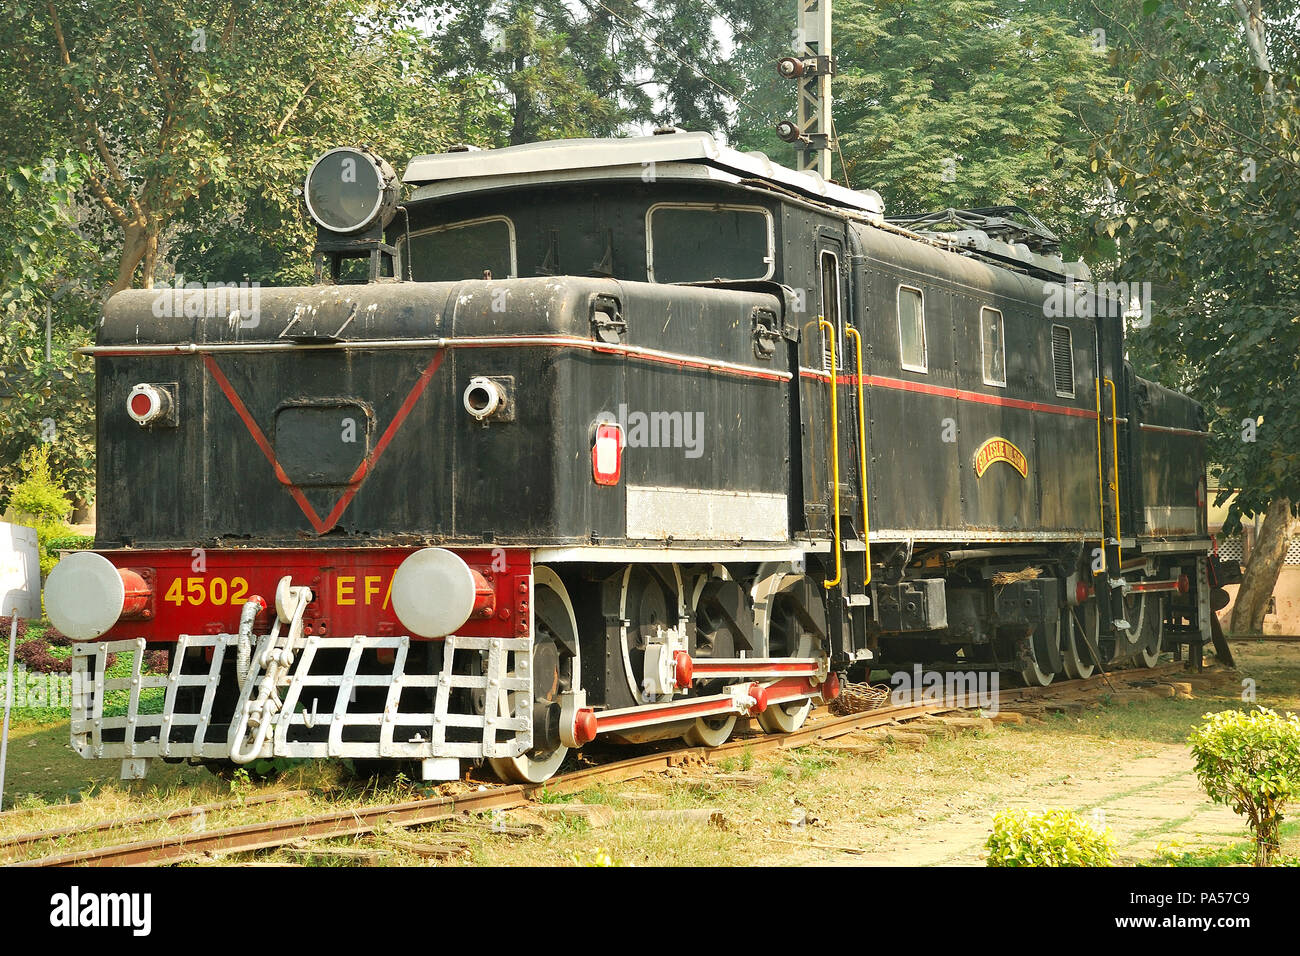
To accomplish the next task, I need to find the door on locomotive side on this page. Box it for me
[953,287,1041,534]
[793,228,860,541]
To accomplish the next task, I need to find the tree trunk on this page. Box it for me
[1230,497,1293,634]
[140,224,159,289]
[111,220,150,294]
[509,54,531,146]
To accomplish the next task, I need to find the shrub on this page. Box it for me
[985,809,1114,867]
[6,445,71,524]
[0,616,28,642]
[1190,708,1300,866]
[15,637,71,674]
[42,533,94,553]
[3,445,82,577]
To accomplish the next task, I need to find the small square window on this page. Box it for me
[981,307,1006,387]
[898,286,927,372]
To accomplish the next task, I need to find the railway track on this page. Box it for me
[4,661,1198,867]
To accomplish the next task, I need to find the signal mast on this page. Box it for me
[776,0,834,179]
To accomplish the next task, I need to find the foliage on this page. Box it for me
[0,1,503,293]
[1190,708,1300,866]
[0,616,28,642]
[42,533,93,553]
[0,157,100,505]
[5,445,70,524]
[1091,0,1300,532]
[2,445,80,577]
[431,0,785,147]
[985,809,1115,866]
[15,636,72,674]
[827,0,1111,257]
[433,1,627,146]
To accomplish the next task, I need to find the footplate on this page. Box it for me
[71,633,534,763]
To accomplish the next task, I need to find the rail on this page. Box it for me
[819,317,842,588]
[4,662,1193,867]
[845,326,871,584]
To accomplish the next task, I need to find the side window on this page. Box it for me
[820,250,843,370]
[898,285,927,373]
[1051,324,1075,398]
[981,307,1006,387]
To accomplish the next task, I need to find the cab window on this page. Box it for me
[647,203,774,283]
[404,216,516,281]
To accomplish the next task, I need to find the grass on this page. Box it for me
[1149,821,1300,867]
[2,620,168,726]
[1,640,1297,866]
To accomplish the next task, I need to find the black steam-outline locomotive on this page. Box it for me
[45,131,1212,784]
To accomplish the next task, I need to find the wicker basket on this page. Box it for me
[829,681,892,716]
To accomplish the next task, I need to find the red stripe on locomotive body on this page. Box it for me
[799,368,1099,420]
[93,546,531,644]
[97,337,791,382]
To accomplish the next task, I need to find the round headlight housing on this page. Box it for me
[303,147,398,234]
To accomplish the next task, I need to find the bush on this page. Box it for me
[15,636,71,674]
[2,445,82,578]
[1190,708,1300,866]
[42,533,94,553]
[0,616,27,642]
[6,445,71,524]
[985,809,1115,867]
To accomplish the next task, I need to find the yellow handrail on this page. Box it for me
[819,317,842,589]
[1094,377,1106,576]
[846,326,871,585]
[1104,377,1121,546]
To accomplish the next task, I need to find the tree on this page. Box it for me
[430,0,787,148]
[0,2,504,505]
[826,0,1112,256]
[0,1,496,293]
[0,155,100,510]
[1092,0,1300,632]
[432,1,640,147]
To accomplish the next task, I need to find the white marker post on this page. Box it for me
[0,521,41,811]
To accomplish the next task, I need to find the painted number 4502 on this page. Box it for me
[163,576,250,606]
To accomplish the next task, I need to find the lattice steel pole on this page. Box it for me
[795,0,832,178]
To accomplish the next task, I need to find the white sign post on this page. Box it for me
[0,520,41,811]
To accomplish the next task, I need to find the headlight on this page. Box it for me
[303,147,397,234]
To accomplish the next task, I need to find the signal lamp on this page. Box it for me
[304,147,398,235]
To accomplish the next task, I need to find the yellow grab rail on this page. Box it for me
[1104,377,1121,545]
[846,326,871,585]
[819,317,842,589]
[1094,377,1106,576]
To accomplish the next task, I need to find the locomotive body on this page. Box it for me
[49,132,1213,783]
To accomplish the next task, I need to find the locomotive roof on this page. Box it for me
[402,131,885,218]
